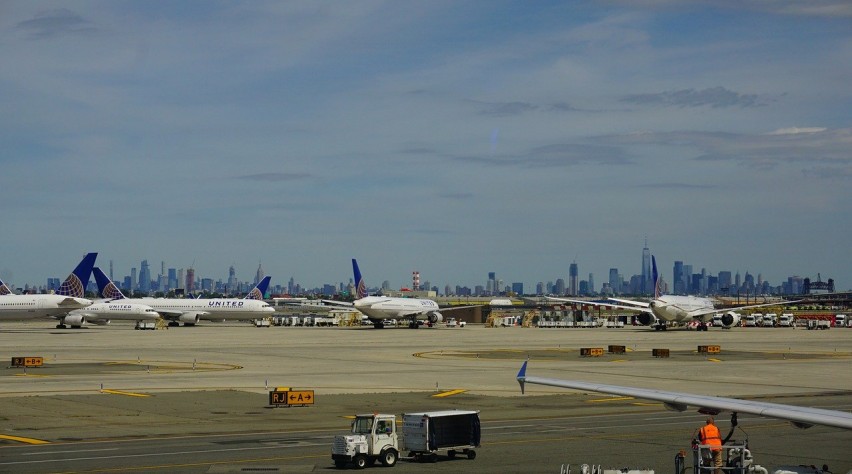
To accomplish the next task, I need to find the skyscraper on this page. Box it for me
[641,240,652,295]
[569,262,578,296]
[228,265,237,294]
[139,260,151,293]
[255,263,264,286]
[186,267,195,293]
[673,261,684,295]
[608,268,619,295]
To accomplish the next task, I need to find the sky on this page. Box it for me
[1,1,851,292]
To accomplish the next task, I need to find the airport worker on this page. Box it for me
[697,416,723,474]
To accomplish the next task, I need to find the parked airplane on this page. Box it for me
[0,253,96,322]
[102,276,274,326]
[324,259,479,329]
[516,361,852,430]
[549,256,797,331]
[52,267,162,329]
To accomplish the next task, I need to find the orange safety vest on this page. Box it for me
[699,424,722,451]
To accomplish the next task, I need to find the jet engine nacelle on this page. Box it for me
[179,313,200,325]
[428,312,443,324]
[63,314,86,328]
[636,313,658,327]
[720,311,741,328]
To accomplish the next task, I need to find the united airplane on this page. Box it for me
[516,361,852,430]
[324,259,478,329]
[549,256,797,331]
[101,275,274,326]
[52,267,161,329]
[0,253,96,322]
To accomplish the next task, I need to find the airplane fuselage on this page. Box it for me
[354,296,439,321]
[0,294,93,321]
[131,298,275,321]
[68,302,160,322]
[651,295,716,323]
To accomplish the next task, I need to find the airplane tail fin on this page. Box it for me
[352,259,367,299]
[56,253,97,298]
[245,276,271,300]
[652,255,661,299]
[0,278,12,295]
[93,266,127,300]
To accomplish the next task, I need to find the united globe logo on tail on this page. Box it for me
[352,259,367,299]
[57,253,97,298]
[0,279,12,296]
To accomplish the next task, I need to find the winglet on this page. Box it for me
[517,361,528,394]
[245,276,271,300]
[352,259,367,299]
[93,266,126,300]
[57,253,97,298]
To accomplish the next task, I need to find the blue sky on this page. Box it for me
[1,1,851,291]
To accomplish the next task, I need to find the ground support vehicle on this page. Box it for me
[134,320,157,330]
[331,410,480,469]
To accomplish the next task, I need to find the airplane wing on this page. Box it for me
[686,300,802,320]
[516,361,852,430]
[57,297,88,307]
[439,305,484,312]
[546,296,650,314]
[157,310,209,320]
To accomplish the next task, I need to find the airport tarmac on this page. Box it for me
[1,322,851,472]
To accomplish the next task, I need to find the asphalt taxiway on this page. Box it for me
[1,322,851,472]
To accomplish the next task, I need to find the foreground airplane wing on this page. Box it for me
[686,300,802,320]
[516,361,852,430]
[546,296,650,313]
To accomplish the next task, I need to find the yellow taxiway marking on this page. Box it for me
[609,359,628,363]
[432,389,467,398]
[100,389,151,397]
[0,434,50,445]
[708,358,722,362]
[12,373,50,377]
[587,396,634,403]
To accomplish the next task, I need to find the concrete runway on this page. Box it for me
[1,322,851,472]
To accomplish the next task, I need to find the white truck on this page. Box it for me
[331,410,480,469]
[835,314,847,327]
[778,313,794,327]
[745,314,759,327]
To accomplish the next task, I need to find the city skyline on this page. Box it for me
[2,2,850,292]
[4,249,840,297]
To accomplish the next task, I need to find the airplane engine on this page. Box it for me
[63,314,86,328]
[428,313,443,324]
[636,313,658,327]
[90,319,110,326]
[720,311,741,328]
[179,314,200,325]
